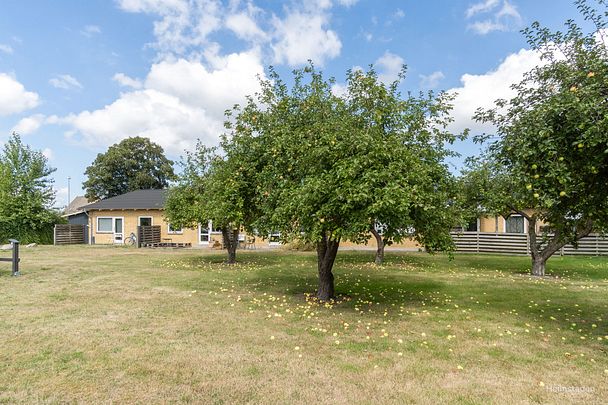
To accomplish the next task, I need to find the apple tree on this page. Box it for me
[234,65,461,300]
[165,136,259,264]
[472,0,608,276]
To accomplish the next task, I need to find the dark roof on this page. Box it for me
[83,189,167,210]
[65,196,92,216]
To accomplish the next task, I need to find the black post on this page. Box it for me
[8,239,20,276]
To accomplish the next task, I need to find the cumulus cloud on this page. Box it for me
[466,0,522,35]
[271,11,341,66]
[116,0,222,57]
[375,51,404,84]
[226,12,268,42]
[49,74,83,90]
[447,48,543,135]
[0,73,39,115]
[61,50,265,155]
[419,71,445,89]
[112,73,143,89]
[11,114,47,135]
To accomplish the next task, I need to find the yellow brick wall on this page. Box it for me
[341,236,420,249]
[88,209,200,245]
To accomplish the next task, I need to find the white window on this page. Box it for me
[97,217,113,233]
[269,232,281,245]
[168,224,183,234]
[199,221,210,244]
[505,215,525,233]
[138,216,153,227]
[210,221,223,234]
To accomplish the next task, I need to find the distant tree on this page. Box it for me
[472,0,608,276]
[164,135,259,264]
[83,137,175,200]
[0,133,61,244]
[233,65,460,300]
[344,67,463,264]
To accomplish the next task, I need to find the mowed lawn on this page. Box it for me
[0,246,607,404]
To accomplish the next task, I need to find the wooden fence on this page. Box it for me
[451,232,608,256]
[54,224,87,245]
[137,225,161,248]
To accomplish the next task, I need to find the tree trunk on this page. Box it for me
[370,226,384,265]
[221,226,239,264]
[532,256,546,276]
[316,233,340,301]
[527,216,593,277]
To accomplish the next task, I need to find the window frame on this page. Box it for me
[167,223,184,235]
[504,214,526,234]
[138,216,153,227]
[97,217,114,234]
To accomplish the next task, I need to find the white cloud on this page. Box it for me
[42,148,54,160]
[0,73,39,116]
[271,11,341,66]
[393,9,405,19]
[375,51,404,84]
[61,50,266,155]
[0,44,13,54]
[54,186,68,208]
[419,71,445,89]
[81,25,102,37]
[447,48,543,135]
[466,0,499,18]
[112,73,143,89]
[11,114,47,135]
[336,0,359,6]
[226,12,268,42]
[49,74,83,90]
[116,0,222,57]
[466,0,522,35]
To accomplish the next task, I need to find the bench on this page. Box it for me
[0,239,20,276]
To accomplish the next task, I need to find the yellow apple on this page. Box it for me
[560,191,566,197]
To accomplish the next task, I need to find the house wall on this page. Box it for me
[88,209,200,245]
[478,210,547,234]
[341,237,420,250]
[87,209,271,248]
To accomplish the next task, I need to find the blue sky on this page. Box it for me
[0,0,583,206]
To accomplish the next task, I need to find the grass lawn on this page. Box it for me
[0,246,607,404]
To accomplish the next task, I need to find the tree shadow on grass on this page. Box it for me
[231,251,608,342]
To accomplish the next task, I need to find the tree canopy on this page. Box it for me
[0,133,61,244]
[470,0,608,276]
[230,65,461,300]
[83,137,175,200]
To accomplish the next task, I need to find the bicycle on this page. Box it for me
[124,232,137,247]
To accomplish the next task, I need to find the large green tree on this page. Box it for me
[472,0,608,276]
[234,65,460,300]
[0,133,61,244]
[83,137,175,200]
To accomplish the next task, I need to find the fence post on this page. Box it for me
[8,239,20,276]
[476,231,480,253]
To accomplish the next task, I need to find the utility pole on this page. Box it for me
[67,176,71,207]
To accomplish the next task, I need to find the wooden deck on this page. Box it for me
[142,242,192,248]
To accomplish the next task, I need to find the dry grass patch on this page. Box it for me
[0,246,607,404]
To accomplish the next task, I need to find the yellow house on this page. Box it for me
[464,209,547,234]
[80,189,422,250]
[83,190,246,248]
